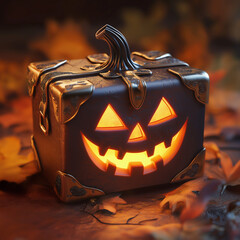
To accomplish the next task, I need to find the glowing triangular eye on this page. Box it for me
[96,104,127,131]
[149,98,176,126]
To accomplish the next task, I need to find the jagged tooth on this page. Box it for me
[155,158,164,168]
[163,138,172,148]
[130,165,144,176]
[147,147,155,157]
[116,150,126,160]
[106,163,116,175]
[99,147,108,156]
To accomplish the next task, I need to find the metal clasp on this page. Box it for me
[39,112,49,135]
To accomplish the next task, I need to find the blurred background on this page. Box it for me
[0,1,240,237]
[0,0,239,128]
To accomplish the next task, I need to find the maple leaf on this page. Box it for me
[97,194,127,214]
[0,136,39,183]
[204,142,240,192]
[204,142,222,160]
[180,179,222,222]
[160,178,206,213]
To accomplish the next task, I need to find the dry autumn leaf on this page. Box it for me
[180,179,222,222]
[204,142,221,160]
[204,142,240,192]
[0,136,39,183]
[160,178,206,213]
[98,194,127,214]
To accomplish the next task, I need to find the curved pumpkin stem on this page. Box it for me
[95,24,139,73]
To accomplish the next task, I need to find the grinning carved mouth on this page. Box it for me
[82,120,187,176]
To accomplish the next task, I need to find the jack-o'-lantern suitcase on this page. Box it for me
[28,25,209,202]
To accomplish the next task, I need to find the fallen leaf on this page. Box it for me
[160,178,206,213]
[204,142,240,191]
[98,194,127,214]
[204,142,221,161]
[0,136,39,183]
[180,180,222,222]
[204,163,225,180]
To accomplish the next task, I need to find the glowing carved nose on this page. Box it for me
[128,123,146,143]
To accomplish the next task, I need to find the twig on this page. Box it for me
[126,213,139,223]
[80,210,157,226]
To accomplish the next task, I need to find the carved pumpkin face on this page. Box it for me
[81,97,188,176]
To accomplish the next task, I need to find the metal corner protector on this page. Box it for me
[168,67,209,104]
[49,79,94,124]
[55,171,104,202]
[171,148,205,183]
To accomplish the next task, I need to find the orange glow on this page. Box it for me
[149,97,177,126]
[96,104,127,131]
[128,123,146,142]
[82,119,188,176]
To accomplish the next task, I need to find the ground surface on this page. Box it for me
[0,97,240,240]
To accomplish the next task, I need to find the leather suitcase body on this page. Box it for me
[28,25,209,202]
